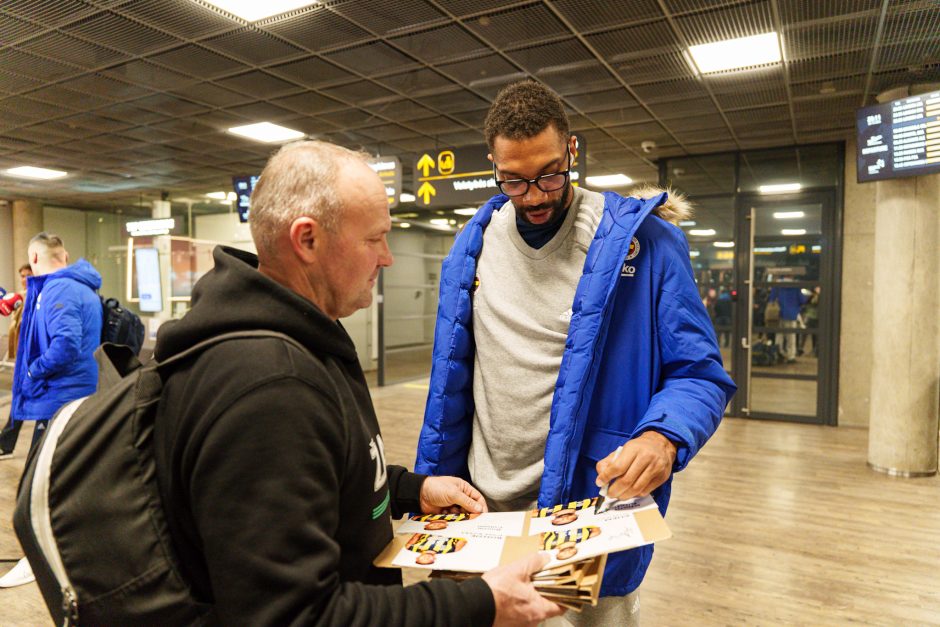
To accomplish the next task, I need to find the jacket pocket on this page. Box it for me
[21,371,48,400]
[569,428,630,499]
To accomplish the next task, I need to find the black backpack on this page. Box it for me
[13,330,300,626]
[100,296,145,355]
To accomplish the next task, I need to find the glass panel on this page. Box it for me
[749,377,817,417]
[662,153,736,196]
[738,144,841,192]
[382,226,451,384]
[749,285,820,375]
[684,195,735,376]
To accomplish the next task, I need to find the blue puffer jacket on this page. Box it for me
[416,192,736,596]
[11,259,103,421]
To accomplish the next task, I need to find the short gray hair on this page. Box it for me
[249,140,368,258]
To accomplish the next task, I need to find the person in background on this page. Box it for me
[0,264,34,459]
[416,80,736,626]
[714,288,733,348]
[151,140,563,626]
[768,279,808,364]
[1,235,102,588]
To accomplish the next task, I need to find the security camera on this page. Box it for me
[640,140,657,154]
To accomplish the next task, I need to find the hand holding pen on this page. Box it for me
[594,431,678,514]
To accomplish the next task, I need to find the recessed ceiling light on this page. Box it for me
[773,211,805,219]
[228,122,305,143]
[679,220,696,227]
[6,166,68,180]
[689,32,781,74]
[201,0,318,22]
[206,191,227,200]
[760,183,801,194]
[585,174,633,187]
[429,218,450,226]
[688,229,716,236]
[689,250,701,258]
[713,241,735,248]
[782,229,806,236]
[454,207,477,216]
[400,193,416,203]
[398,222,411,229]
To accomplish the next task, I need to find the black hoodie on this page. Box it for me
[153,247,495,626]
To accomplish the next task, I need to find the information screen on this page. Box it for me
[134,247,163,313]
[233,175,259,223]
[856,90,940,182]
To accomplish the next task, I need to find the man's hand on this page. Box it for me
[482,552,565,627]
[419,476,487,515]
[595,431,677,500]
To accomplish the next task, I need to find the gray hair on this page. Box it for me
[29,232,67,261]
[249,140,368,258]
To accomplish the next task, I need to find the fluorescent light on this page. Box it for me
[429,218,450,226]
[689,250,701,258]
[398,222,411,229]
[206,191,227,200]
[689,32,781,74]
[679,220,696,227]
[713,241,735,248]
[400,193,416,203]
[755,246,787,253]
[6,166,68,180]
[228,122,304,143]
[773,210,805,219]
[201,0,318,21]
[760,183,801,194]
[689,229,716,236]
[782,229,806,236]
[454,207,477,216]
[585,174,633,187]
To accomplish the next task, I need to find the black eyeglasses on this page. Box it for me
[493,147,571,197]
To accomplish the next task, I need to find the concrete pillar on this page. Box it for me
[12,198,43,269]
[151,200,173,324]
[868,173,940,476]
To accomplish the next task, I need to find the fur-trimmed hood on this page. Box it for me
[630,185,693,225]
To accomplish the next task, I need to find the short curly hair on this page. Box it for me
[484,80,570,150]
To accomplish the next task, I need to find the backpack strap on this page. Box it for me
[154,330,308,371]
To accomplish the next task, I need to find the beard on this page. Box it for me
[514,181,572,226]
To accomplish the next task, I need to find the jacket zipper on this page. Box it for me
[30,397,86,626]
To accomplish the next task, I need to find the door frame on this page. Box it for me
[730,188,843,425]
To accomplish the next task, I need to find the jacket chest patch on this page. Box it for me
[621,237,641,277]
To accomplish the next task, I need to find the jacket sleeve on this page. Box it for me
[186,378,494,627]
[387,465,426,519]
[632,228,737,471]
[28,282,86,381]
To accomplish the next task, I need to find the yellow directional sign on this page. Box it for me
[417,181,436,205]
[368,156,402,209]
[416,153,436,178]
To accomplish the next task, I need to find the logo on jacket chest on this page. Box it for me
[621,237,641,277]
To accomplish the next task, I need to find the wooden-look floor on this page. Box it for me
[1,382,938,625]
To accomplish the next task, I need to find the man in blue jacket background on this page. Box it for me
[1,232,102,588]
[416,81,736,625]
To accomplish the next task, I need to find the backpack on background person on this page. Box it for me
[100,296,145,355]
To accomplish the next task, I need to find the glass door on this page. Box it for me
[732,191,837,424]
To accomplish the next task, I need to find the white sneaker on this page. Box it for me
[0,558,35,588]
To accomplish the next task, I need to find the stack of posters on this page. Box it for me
[375,495,670,608]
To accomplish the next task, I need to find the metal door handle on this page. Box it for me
[741,337,750,350]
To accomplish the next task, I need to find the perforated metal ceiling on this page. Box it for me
[0,0,937,213]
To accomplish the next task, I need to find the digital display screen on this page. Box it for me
[856,90,940,182]
[134,247,162,313]
[233,175,259,223]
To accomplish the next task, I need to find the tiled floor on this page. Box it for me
[1,380,938,625]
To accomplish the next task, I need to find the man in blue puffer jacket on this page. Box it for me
[416,81,736,625]
[10,232,102,449]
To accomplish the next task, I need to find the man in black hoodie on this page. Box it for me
[153,140,563,626]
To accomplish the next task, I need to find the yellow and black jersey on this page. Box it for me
[531,498,596,518]
[406,534,466,554]
[541,527,598,550]
[409,513,472,523]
